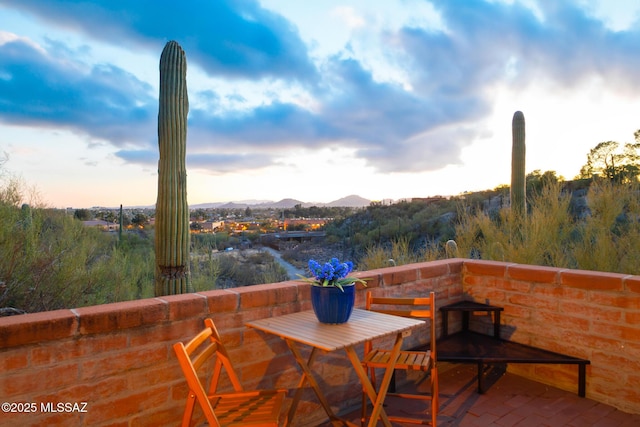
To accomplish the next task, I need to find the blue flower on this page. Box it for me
[300,258,367,290]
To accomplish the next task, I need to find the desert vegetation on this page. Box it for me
[2,137,640,313]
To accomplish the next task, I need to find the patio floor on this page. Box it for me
[318,362,640,426]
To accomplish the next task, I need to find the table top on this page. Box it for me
[245,309,424,352]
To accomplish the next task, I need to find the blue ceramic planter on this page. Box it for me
[310,283,355,324]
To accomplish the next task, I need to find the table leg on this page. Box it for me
[346,333,405,427]
[285,340,343,425]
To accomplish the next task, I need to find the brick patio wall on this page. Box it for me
[461,259,640,414]
[1,258,638,426]
[0,259,461,426]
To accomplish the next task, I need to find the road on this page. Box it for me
[262,247,306,280]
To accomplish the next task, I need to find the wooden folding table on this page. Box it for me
[246,308,425,426]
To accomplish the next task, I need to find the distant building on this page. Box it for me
[199,221,224,232]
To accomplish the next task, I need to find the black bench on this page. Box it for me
[435,301,590,397]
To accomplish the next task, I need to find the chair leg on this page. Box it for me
[431,368,439,426]
[361,382,367,427]
[182,393,196,427]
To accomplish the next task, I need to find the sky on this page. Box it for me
[1,0,640,209]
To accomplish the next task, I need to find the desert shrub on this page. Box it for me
[191,250,289,290]
[359,236,424,270]
[0,204,154,312]
[453,180,640,275]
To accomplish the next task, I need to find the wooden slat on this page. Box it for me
[246,309,424,352]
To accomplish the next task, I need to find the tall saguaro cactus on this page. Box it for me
[511,111,526,217]
[155,41,191,296]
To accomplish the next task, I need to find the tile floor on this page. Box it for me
[318,363,640,426]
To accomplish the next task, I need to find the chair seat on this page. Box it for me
[363,349,433,371]
[210,389,286,426]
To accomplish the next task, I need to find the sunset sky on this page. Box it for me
[1,0,639,208]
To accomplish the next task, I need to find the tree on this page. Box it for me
[74,209,92,221]
[131,213,149,227]
[526,170,560,195]
[579,137,640,183]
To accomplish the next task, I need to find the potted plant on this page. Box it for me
[300,258,367,324]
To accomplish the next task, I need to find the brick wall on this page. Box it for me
[1,258,638,425]
[462,259,640,414]
[0,259,461,426]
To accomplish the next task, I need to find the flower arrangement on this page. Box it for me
[301,257,367,291]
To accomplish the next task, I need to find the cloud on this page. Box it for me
[3,0,317,81]
[115,147,274,174]
[2,0,640,178]
[0,37,155,145]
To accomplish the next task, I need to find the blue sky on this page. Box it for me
[0,0,639,208]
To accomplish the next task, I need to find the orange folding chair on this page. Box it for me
[362,291,439,426]
[173,318,287,427]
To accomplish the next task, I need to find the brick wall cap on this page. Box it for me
[0,309,78,347]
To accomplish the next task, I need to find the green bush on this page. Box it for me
[0,204,155,313]
[454,180,640,275]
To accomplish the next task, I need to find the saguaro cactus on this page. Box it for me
[118,204,123,243]
[155,40,191,296]
[445,239,458,258]
[511,111,526,217]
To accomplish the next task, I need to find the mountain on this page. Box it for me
[189,195,372,210]
[326,194,371,207]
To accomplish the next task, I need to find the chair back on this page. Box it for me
[366,292,437,356]
[173,318,244,426]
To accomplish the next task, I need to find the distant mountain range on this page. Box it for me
[190,194,371,209]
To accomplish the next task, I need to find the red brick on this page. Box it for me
[126,363,181,390]
[75,299,167,335]
[239,331,288,365]
[591,349,640,371]
[0,362,79,396]
[532,310,590,332]
[0,349,28,370]
[624,275,640,294]
[84,386,170,425]
[507,264,560,284]
[213,307,263,330]
[559,300,622,323]
[562,286,589,300]
[531,283,565,298]
[240,352,297,386]
[626,311,640,325]
[508,294,558,310]
[80,345,168,381]
[199,288,239,313]
[590,291,640,309]
[272,300,305,316]
[591,321,640,341]
[380,265,418,286]
[502,304,532,320]
[560,270,624,291]
[130,318,201,348]
[155,293,207,320]
[417,260,452,279]
[0,309,77,347]
[559,328,619,351]
[463,260,510,277]
[35,375,129,405]
[130,407,182,427]
[234,282,299,309]
[31,334,128,366]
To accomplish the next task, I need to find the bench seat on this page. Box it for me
[436,330,590,396]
